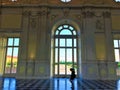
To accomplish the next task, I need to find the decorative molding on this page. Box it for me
[103,12,111,18]
[51,14,58,21]
[39,7,50,16]
[22,11,31,17]
[96,19,104,30]
[62,8,71,17]
[30,17,37,29]
[82,11,94,18]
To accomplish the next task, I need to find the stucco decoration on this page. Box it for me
[96,19,104,30]
[103,12,111,18]
[82,11,95,18]
[30,17,37,29]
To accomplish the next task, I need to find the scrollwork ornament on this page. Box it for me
[40,7,49,16]
[30,17,37,29]
[103,12,111,18]
[96,19,104,30]
[82,11,94,18]
[22,11,31,17]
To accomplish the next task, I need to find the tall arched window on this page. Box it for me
[54,24,78,77]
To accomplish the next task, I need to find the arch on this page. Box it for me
[51,19,81,77]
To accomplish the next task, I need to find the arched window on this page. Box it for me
[54,24,77,77]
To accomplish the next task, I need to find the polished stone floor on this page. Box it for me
[0,77,118,90]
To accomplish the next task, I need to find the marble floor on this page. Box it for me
[0,77,118,90]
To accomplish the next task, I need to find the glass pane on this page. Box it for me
[11,48,18,73]
[74,39,76,47]
[67,49,72,63]
[14,38,19,46]
[7,48,12,56]
[67,49,72,75]
[73,31,76,35]
[59,64,65,74]
[8,38,13,46]
[5,58,11,73]
[60,29,72,35]
[69,26,74,30]
[58,26,63,30]
[60,48,65,63]
[5,48,12,73]
[55,64,58,75]
[59,49,65,75]
[55,30,59,35]
[55,48,58,63]
[13,48,18,57]
[114,40,118,48]
[63,25,68,28]
[55,39,58,47]
[74,48,77,63]
[119,40,120,47]
[66,39,72,47]
[60,39,65,47]
[74,64,77,75]
[115,49,119,62]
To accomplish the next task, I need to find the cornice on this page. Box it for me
[1,4,120,9]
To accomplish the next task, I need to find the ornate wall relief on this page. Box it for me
[82,11,94,18]
[96,19,104,31]
[62,8,71,17]
[103,12,111,18]
[30,17,37,29]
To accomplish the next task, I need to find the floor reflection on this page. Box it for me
[0,77,117,90]
[53,78,77,90]
[3,78,16,90]
[117,79,120,90]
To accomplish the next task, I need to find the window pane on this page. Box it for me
[59,64,65,74]
[69,26,74,30]
[74,39,76,47]
[67,49,72,62]
[114,40,118,48]
[55,64,58,75]
[55,30,59,35]
[66,39,72,47]
[5,55,12,74]
[66,49,72,75]
[60,48,65,63]
[114,49,119,62]
[14,38,19,46]
[58,26,63,30]
[55,48,58,63]
[59,48,65,75]
[74,48,77,63]
[60,39,65,47]
[55,39,58,47]
[13,48,18,57]
[60,29,72,35]
[7,48,12,56]
[73,31,76,35]
[8,38,13,46]
[63,25,68,28]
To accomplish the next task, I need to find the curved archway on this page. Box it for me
[51,19,81,77]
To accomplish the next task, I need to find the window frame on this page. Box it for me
[4,37,20,74]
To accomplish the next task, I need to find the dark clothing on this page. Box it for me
[70,69,76,81]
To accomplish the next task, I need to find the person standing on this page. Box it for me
[70,68,76,89]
